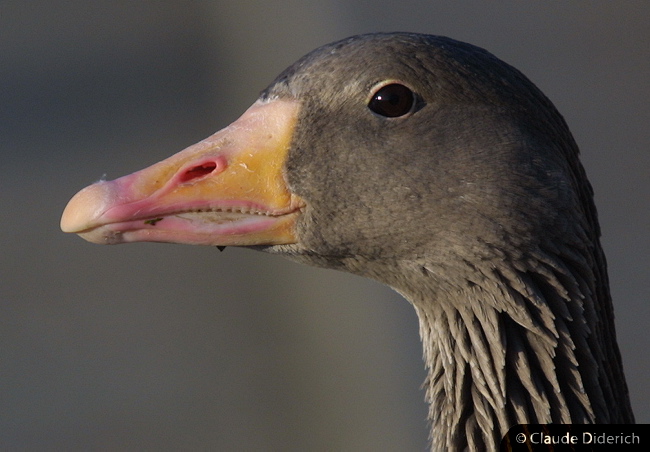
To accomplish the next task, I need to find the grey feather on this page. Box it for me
[253,32,634,450]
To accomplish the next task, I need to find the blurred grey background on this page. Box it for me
[2,1,648,450]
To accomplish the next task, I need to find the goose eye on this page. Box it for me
[368,83,415,118]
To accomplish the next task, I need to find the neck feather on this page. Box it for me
[398,245,633,451]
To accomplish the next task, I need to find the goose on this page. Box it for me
[61,32,634,450]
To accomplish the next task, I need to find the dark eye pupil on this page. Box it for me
[368,83,415,117]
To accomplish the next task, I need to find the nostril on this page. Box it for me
[179,162,218,183]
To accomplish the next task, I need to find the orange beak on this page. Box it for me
[61,99,304,246]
